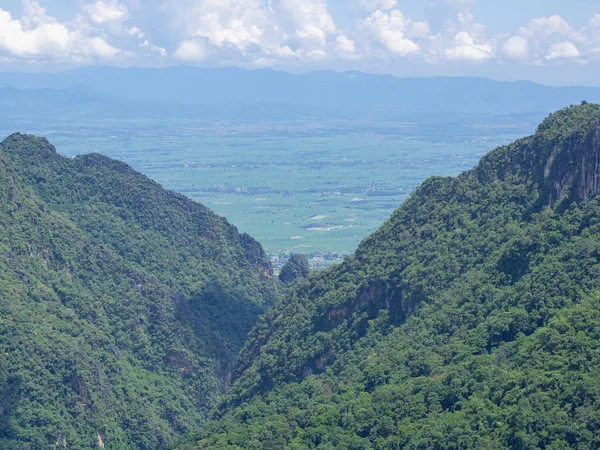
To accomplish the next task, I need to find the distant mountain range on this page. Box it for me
[0,86,338,121]
[1,66,600,114]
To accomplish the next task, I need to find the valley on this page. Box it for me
[2,1,600,447]
[2,95,600,449]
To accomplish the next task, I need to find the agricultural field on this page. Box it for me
[1,113,542,269]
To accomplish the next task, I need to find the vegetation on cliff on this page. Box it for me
[0,134,277,449]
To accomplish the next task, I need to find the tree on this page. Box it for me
[279,254,311,285]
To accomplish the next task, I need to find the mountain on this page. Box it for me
[0,134,277,449]
[175,103,600,449]
[0,86,338,122]
[2,67,600,113]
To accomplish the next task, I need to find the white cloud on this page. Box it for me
[82,0,165,58]
[174,0,267,51]
[441,0,474,6]
[422,0,473,34]
[271,0,336,45]
[272,45,296,57]
[250,56,277,66]
[546,41,580,60]
[520,15,573,38]
[20,0,47,30]
[425,10,494,63]
[306,49,328,60]
[357,0,397,12]
[0,11,66,56]
[506,15,586,64]
[501,35,528,61]
[167,0,337,64]
[336,34,360,60]
[361,10,426,57]
[0,1,120,60]
[163,0,282,64]
[84,37,121,58]
[4,1,600,71]
[84,1,128,24]
[123,22,166,56]
[336,35,356,54]
[585,14,600,60]
[444,30,494,62]
[174,38,208,61]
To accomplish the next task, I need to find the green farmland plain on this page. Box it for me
[0,113,543,269]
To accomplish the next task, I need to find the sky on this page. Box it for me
[1,0,600,86]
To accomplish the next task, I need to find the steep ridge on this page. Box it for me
[0,134,277,449]
[178,103,600,449]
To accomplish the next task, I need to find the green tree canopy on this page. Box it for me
[279,254,311,285]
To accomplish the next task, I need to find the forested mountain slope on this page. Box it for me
[178,103,600,449]
[0,134,277,449]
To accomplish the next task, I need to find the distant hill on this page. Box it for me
[0,86,338,121]
[176,104,600,449]
[1,66,600,113]
[0,134,277,449]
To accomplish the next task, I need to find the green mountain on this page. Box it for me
[176,103,600,449]
[0,134,277,449]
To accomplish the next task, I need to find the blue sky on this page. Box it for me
[1,0,600,86]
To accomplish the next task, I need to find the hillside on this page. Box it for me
[177,103,600,449]
[0,134,277,449]
[1,67,600,113]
